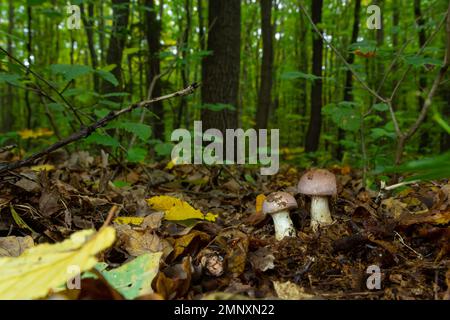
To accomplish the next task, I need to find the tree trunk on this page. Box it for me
[201,0,241,132]
[414,0,429,152]
[145,0,165,140]
[336,0,361,160]
[81,3,100,92]
[305,0,323,152]
[2,0,15,132]
[255,0,274,130]
[25,5,33,129]
[197,0,206,51]
[176,0,192,129]
[102,0,130,95]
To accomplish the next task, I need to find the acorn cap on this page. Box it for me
[262,192,298,215]
[298,169,337,196]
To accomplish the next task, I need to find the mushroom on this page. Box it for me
[298,169,337,231]
[262,192,298,241]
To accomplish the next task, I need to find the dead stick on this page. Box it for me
[0,83,199,175]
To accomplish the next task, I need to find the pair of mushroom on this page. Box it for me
[262,169,337,240]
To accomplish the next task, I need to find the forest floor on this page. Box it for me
[0,149,449,300]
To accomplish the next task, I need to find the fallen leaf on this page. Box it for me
[0,236,34,257]
[10,205,36,233]
[31,164,55,172]
[273,281,316,300]
[399,211,450,226]
[249,247,275,272]
[115,224,166,257]
[96,252,162,299]
[0,227,116,299]
[147,195,217,222]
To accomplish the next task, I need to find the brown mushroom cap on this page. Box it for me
[298,169,337,196]
[262,192,298,215]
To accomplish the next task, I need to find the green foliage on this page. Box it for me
[281,71,321,81]
[322,102,361,132]
[384,152,450,181]
[127,147,147,163]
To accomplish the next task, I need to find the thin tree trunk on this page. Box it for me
[201,0,241,133]
[102,0,130,95]
[2,0,15,132]
[145,0,165,140]
[336,0,361,160]
[176,0,191,129]
[305,0,323,152]
[25,5,33,129]
[256,0,274,130]
[414,0,429,152]
[81,3,100,92]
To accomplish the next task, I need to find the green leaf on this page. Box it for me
[384,152,450,181]
[281,71,321,81]
[50,64,93,82]
[403,55,443,68]
[95,70,119,86]
[95,253,162,300]
[433,112,450,134]
[372,103,389,112]
[322,103,361,132]
[127,147,147,163]
[348,40,377,54]
[85,133,120,148]
[0,73,22,86]
[154,142,173,156]
[112,122,152,141]
[123,47,140,56]
[370,128,396,140]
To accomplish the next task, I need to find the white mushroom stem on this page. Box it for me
[270,211,296,241]
[310,196,333,231]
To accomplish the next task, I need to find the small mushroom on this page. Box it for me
[262,192,298,241]
[298,169,337,231]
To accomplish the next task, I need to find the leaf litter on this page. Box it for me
[0,151,448,300]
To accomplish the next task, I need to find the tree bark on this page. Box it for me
[255,0,274,130]
[80,3,100,92]
[2,0,15,132]
[201,0,241,132]
[414,0,429,152]
[176,0,192,129]
[145,0,165,140]
[102,0,130,95]
[336,0,361,160]
[305,0,323,152]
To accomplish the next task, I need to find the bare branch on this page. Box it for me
[0,83,200,175]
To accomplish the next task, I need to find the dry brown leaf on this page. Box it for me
[0,236,34,257]
[249,247,275,272]
[273,281,316,300]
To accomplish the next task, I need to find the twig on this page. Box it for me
[0,145,17,153]
[0,46,85,126]
[298,2,387,103]
[101,205,120,229]
[389,11,448,102]
[0,83,199,175]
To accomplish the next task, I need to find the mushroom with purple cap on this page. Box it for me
[298,169,337,232]
[262,192,298,241]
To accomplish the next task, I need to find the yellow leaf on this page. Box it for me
[31,164,55,172]
[113,217,144,225]
[18,128,53,140]
[146,196,217,222]
[255,194,266,215]
[0,227,116,300]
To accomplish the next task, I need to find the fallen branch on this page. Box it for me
[0,83,199,175]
